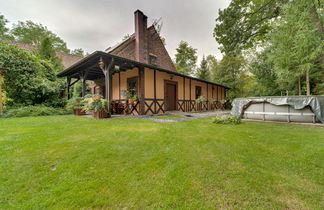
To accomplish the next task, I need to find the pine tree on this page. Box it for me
[196,56,210,80]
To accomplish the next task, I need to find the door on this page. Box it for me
[165,82,177,111]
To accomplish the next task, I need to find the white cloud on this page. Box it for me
[0,0,230,61]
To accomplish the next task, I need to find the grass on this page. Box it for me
[0,115,323,209]
[153,115,184,119]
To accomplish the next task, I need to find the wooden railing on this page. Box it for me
[111,99,224,115]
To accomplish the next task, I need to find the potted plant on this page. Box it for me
[67,97,86,115]
[126,88,138,104]
[195,95,206,103]
[82,95,110,119]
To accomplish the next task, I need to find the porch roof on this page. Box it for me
[57,51,230,89]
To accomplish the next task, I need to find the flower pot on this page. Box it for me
[128,99,134,104]
[74,109,86,115]
[93,110,110,119]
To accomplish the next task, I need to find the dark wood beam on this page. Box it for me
[67,77,71,99]
[138,66,145,115]
[80,70,89,97]
[154,69,156,113]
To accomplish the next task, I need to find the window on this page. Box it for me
[127,77,138,96]
[149,53,158,66]
[195,86,201,99]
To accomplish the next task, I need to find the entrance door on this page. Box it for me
[165,82,177,111]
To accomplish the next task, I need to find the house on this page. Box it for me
[58,10,229,115]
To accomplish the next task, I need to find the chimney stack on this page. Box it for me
[134,10,147,63]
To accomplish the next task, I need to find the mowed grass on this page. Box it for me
[0,115,323,209]
[154,115,184,119]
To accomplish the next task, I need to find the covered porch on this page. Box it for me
[58,51,147,115]
[58,51,228,116]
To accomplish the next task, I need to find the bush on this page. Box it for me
[66,97,85,110]
[0,105,71,118]
[213,114,241,125]
[82,95,108,112]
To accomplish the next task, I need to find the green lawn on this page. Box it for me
[0,115,323,209]
[153,115,184,119]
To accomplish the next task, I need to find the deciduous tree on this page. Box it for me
[174,41,197,75]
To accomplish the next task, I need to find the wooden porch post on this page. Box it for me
[138,66,145,115]
[0,69,4,114]
[154,69,156,114]
[99,57,114,115]
[67,77,71,99]
[80,71,88,97]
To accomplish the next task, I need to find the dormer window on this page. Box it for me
[149,53,158,66]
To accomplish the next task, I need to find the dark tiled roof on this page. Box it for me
[107,25,177,72]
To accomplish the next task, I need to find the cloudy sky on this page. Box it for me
[1,0,230,61]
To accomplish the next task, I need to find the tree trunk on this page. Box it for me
[306,69,310,96]
[298,77,301,95]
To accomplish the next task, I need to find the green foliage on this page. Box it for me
[195,95,206,103]
[268,0,323,95]
[82,95,108,112]
[212,54,248,101]
[71,48,84,56]
[66,97,85,110]
[175,41,197,75]
[10,20,70,53]
[195,56,210,80]
[0,40,66,106]
[215,0,324,96]
[213,114,241,124]
[214,0,284,54]
[0,14,13,39]
[0,105,70,118]
[37,36,63,71]
[249,48,281,96]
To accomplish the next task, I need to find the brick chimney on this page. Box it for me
[134,10,148,63]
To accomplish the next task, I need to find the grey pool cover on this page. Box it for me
[231,96,324,123]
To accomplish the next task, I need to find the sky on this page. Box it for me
[1,0,230,61]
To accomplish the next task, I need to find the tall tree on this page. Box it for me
[37,37,63,72]
[213,54,247,101]
[195,56,210,80]
[249,48,280,96]
[10,21,70,53]
[0,14,13,39]
[174,41,197,75]
[214,0,285,54]
[269,0,323,95]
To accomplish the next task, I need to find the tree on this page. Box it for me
[37,37,63,72]
[212,54,247,101]
[71,48,84,56]
[249,49,281,96]
[10,21,70,53]
[269,0,323,95]
[0,40,65,106]
[195,56,210,80]
[0,14,13,39]
[214,0,285,54]
[174,41,197,75]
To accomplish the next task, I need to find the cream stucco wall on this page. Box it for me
[110,67,225,114]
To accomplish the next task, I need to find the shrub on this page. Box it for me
[82,95,108,112]
[66,97,85,110]
[0,40,66,107]
[0,105,71,118]
[196,96,206,103]
[213,114,241,125]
